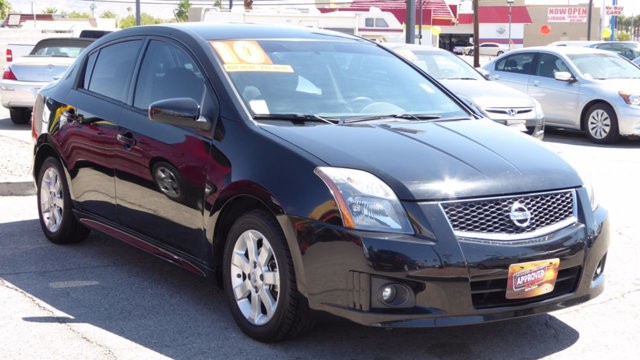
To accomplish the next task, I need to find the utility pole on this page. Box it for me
[473,0,479,67]
[136,0,141,26]
[587,0,593,40]
[406,0,416,44]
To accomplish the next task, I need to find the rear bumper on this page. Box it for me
[0,80,46,108]
[284,190,608,327]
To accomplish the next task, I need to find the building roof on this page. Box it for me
[320,0,457,25]
[458,6,532,24]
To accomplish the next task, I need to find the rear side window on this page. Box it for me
[496,53,535,75]
[85,40,142,102]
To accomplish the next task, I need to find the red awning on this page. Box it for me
[319,0,457,25]
[458,6,532,24]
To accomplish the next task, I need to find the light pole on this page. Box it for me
[507,0,514,50]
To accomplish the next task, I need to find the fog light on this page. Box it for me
[381,285,397,303]
[593,254,607,280]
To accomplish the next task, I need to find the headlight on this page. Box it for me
[618,91,640,106]
[314,167,413,234]
[583,179,598,212]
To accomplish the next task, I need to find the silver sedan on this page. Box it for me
[483,46,640,144]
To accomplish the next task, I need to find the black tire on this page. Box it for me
[9,107,31,125]
[223,209,313,342]
[36,157,89,244]
[584,103,620,144]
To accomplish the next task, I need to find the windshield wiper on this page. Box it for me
[253,113,339,124]
[344,113,441,124]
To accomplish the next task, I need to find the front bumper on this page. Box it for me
[0,79,46,108]
[285,190,608,327]
[615,104,640,137]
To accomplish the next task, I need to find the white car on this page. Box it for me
[483,46,640,144]
[0,37,94,124]
[386,43,544,138]
[464,42,509,56]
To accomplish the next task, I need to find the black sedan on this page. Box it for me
[31,23,609,342]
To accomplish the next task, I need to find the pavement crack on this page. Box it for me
[0,277,117,359]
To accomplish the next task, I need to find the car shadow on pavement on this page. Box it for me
[543,128,640,149]
[1,220,579,359]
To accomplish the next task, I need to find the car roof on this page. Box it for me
[97,23,362,43]
[507,46,618,56]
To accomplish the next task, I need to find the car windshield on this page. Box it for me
[409,50,483,80]
[568,53,640,79]
[211,39,468,121]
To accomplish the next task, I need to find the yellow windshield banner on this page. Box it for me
[211,40,293,73]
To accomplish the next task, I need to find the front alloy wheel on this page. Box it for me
[223,210,312,342]
[585,103,619,144]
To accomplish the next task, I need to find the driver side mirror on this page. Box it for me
[148,97,211,130]
[554,71,575,82]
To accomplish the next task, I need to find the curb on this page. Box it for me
[0,181,36,196]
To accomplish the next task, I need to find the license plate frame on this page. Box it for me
[506,258,560,300]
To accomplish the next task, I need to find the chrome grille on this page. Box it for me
[440,190,576,240]
[484,107,534,119]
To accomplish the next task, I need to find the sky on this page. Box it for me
[7,0,640,19]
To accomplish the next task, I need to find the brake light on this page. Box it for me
[2,67,17,80]
[6,49,12,62]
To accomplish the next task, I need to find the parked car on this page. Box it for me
[32,23,608,342]
[452,43,468,55]
[463,42,509,56]
[386,43,544,138]
[1,37,94,124]
[483,46,640,143]
[549,40,640,60]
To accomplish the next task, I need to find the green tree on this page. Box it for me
[616,31,631,41]
[175,0,191,22]
[119,13,163,29]
[42,7,58,14]
[0,0,11,20]
[67,11,91,19]
[100,10,117,19]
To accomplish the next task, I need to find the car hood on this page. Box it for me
[263,119,581,201]
[440,79,535,108]
[8,56,75,82]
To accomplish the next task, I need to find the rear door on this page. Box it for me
[490,52,535,94]
[56,39,143,221]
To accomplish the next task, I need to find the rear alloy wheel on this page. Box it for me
[9,107,31,125]
[223,210,312,342]
[585,103,620,144]
[37,157,89,244]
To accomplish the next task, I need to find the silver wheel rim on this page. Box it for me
[230,229,280,326]
[39,166,64,233]
[155,166,180,198]
[588,109,611,140]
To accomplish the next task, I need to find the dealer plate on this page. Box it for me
[506,258,560,300]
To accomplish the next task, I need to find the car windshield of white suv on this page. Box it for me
[211,39,468,122]
[568,53,640,79]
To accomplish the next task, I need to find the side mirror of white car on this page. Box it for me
[554,71,574,82]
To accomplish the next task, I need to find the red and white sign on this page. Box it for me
[547,7,588,23]
[606,5,624,16]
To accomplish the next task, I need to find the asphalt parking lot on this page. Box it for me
[1,107,639,359]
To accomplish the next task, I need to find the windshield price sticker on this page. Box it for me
[506,258,560,299]
[211,40,293,73]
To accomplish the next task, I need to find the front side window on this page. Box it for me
[134,40,205,109]
[86,40,143,103]
[535,54,569,78]
[211,39,467,121]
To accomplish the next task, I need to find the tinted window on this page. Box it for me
[83,51,98,89]
[496,53,535,74]
[133,40,205,109]
[375,18,388,28]
[365,18,374,27]
[87,40,142,102]
[535,54,569,78]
